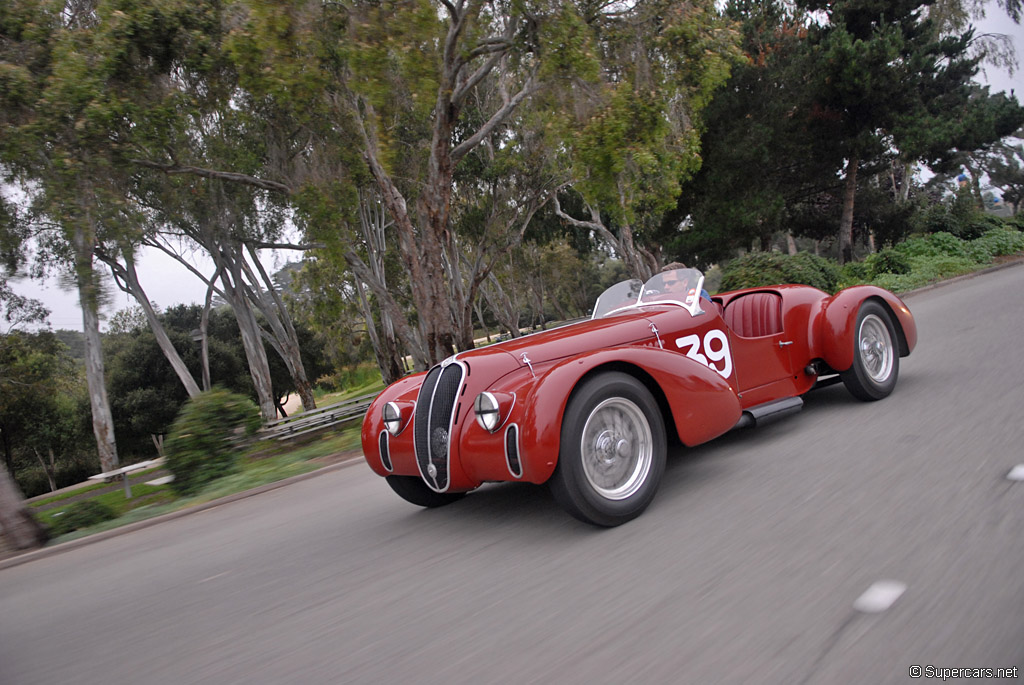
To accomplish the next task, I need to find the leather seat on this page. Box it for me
[723,292,783,338]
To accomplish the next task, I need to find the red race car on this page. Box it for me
[361,268,917,526]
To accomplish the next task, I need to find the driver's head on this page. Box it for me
[660,262,688,293]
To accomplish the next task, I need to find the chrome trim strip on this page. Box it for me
[416,360,466,493]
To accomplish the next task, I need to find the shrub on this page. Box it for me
[48,499,117,536]
[719,251,840,292]
[894,232,969,260]
[165,388,261,496]
[864,248,912,277]
[968,228,1024,261]
[839,260,870,284]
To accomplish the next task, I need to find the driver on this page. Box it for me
[661,262,711,301]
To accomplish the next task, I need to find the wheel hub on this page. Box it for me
[858,314,894,383]
[580,398,653,500]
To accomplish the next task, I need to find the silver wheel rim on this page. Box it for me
[858,314,894,383]
[580,397,653,500]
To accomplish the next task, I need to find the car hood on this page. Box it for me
[459,309,660,369]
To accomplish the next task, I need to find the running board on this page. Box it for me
[732,396,804,430]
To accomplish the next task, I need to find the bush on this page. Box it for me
[864,248,912,277]
[894,232,969,260]
[968,228,1024,261]
[165,388,261,496]
[48,499,117,536]
[720,251,841,292]
[839,260,870,284]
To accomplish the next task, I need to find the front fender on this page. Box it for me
[819,286,917,372]
[515,346,743,485]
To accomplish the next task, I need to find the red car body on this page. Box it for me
[361,269,917,526]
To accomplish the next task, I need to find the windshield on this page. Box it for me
[592,279,644,319]
[592,268,707,319]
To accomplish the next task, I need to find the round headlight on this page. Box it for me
[382,402,403,436]
[474,392,501,432]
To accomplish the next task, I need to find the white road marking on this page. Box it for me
[853,580,907,613]
[1006,465,1024,482]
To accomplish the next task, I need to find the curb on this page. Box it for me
[0,456,365,571]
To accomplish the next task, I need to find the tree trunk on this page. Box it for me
[32,449,56,492]
[241,244,316,411]
[0,465,47,550]
[100,246,201,398]
[215,254,278,421]
[1,423,13,479]
[74,225,118,472]
[482,273,522,339]
[786,233,798,256]
[199,279,216,392]
[838,156,859,265]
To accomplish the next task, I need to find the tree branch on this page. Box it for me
[451,76,536,162]
[130,159,294,195]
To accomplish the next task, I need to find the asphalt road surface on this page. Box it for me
[3,266,1024,685]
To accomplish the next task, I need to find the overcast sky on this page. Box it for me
[7,3,1024,332]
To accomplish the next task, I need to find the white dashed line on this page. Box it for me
[1006,465,1024,482]
[853,580,907,613]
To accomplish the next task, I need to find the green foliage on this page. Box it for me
[893,232,969,260]
[1,328,97,496]
[864,248,912,278]
[869,255,979,292]
[967,227,1024,261]
[719,251,841,292]
[164,388,260,495]
[918,189,1002,240]
[47,499,117,537]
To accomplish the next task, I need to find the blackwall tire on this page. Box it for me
[550,372,667,527]
[386,475,466,508]
[840,301,900,401]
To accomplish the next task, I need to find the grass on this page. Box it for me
[28,465,168,509]
[34,430,360,547]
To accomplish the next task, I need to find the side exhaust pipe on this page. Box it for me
[733,396,804,430]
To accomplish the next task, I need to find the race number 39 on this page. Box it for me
[676,330,733,379]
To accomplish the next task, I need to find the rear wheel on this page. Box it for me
[550,372,666,527]
[386,475,465,508]
[841,301,899,401]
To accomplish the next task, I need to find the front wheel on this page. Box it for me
[841,301,899,401]
[386,475,466,508]
[550,372,667,527]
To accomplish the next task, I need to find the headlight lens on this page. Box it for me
[382,402,403,436]
[474,392,501,432]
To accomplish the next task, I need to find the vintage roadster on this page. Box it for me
[360,268,917,526]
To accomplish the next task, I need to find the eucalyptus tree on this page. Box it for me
[218,0,743,366]
[547,0,742,280]
[0,1,133,470]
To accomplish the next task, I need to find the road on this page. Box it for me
[3,266,1024,685]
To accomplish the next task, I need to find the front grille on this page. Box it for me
[378,431,392,471]
[505,424,522,478]
[413,362,465,491]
